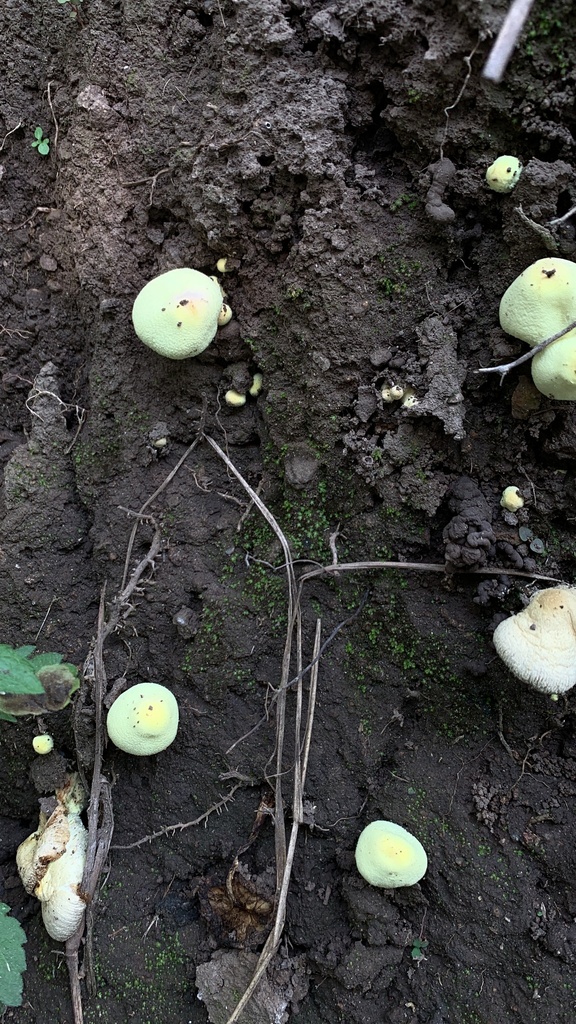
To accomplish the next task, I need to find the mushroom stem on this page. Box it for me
[476,317,576,382]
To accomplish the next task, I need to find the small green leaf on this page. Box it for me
[33,126,44,140]
[15,645,36,658]
[0,903,27,1008]
[38,140,50,156]
[28,652,63,671]
[0,644,44,695]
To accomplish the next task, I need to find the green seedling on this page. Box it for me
[410,937,429,962]
[57,0,84,18]
[0,643,80,721]
[0,902,27,1009]
[31,127,50,156]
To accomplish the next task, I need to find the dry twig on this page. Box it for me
[204,433,298,889]
[475,318,576,381]
[439,41,480,160]
[482,0,537,83]
[0,121,22,152]
[47,81,60,154]
[111,782,246,850]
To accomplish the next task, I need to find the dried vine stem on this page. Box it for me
[204,433,298,888]
[68,590,115,1024]
[224,621,322,1024]
[476,318,576,381]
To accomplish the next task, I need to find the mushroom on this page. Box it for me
[132,268,231,359]
[493,587,576,694]
[106,682,179,755]
[381,384,404,403]
[218,303,233,326]
[224,389,247,408]
[499,257,576,348]
[249,372,263,398]
[499,257,576,400]
[32,734,54,755]
[355,820,428,888]
[500,486,524,512]
[530,332,576,400]
[401,387,418,408]
[485,155,522,193]
[16,774,88,941]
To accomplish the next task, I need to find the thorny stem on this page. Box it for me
[476,318,576,381]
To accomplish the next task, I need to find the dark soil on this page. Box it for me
[2,1,576,1022]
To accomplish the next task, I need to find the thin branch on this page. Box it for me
[67,590,115,1024]
[205,433,299,888]
[482,0,537,84]
[224,621,322,1024]
[111,782,246,849]
[225,594,368,755]
[47,81,60,154]
[439,41,479,160]
[0,121,22,153]
[298,559,564,585]
[120,427,205,592]
[475,318,576,381]
[549,204,576,226]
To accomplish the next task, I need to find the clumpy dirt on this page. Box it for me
[2,0,576,1022]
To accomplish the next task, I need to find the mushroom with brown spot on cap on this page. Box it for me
[493,587,576,695]
[499,257,576,349]
[499,258,576,400]
[106,682,179,755]
[132,268,231,359]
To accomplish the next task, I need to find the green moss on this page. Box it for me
[377,256,421,301]
[84,930,188,1024]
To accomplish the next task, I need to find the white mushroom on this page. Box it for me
[16,774,88,941]
[493,587,576,694]
[500,486,524,512]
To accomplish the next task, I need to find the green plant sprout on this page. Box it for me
[0,902,27,1009]
[0,644,80,721]
[57,0,84,18]
[410,936,429,962]
[31,127,50,156]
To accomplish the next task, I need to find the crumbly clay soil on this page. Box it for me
[2,1,576,1023]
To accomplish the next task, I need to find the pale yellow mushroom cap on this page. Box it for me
[249,372,263,397]
[499,258,576,348]
[106,683,179,755]
[224,389,247,407]
[355,820,427,888]
[530,329,576,400]
[218,303,233,326]
[500,486,524,511]
[33,734,54,755]
[132,268,224,359]
[401,388,418,408]
[493,587,576,694]
[486,156,522,193]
